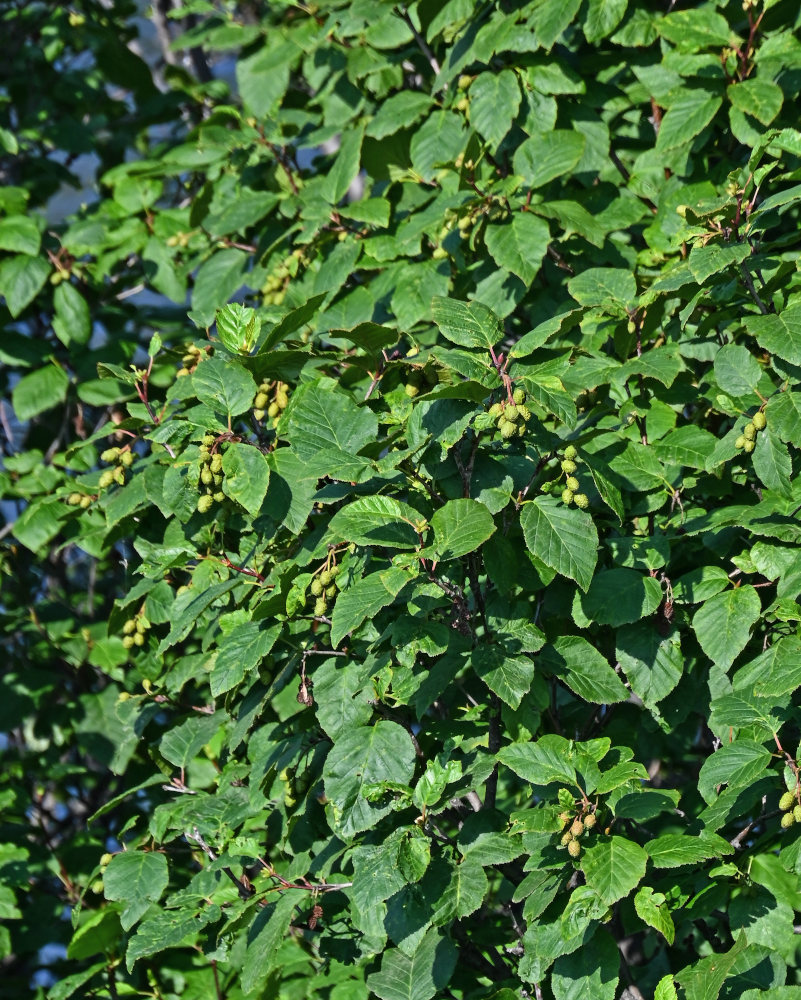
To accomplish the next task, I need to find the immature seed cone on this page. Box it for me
[574,494,590,510]
[561,459,577,474]
[513,387,526,405]
[500,420,517,440]
[735,435,746,450]
[583,813,597,829]
[562,489,574,505]
[743,439,755,453]
[570,819,584,838]
[779,791,795,812]
[781,811,796,829]
[794,805,801,824]
[560,831,573,846]
[197,494,213,513]
[567,839,581,858]
[752,411,767,430]
[565,476,580,492]
[743,423,757,441]
[563,445,577,461]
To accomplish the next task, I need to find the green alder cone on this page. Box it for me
[782,812,796,829]
[567,839,581,858]
[197,494,213,514]
[500,420,517,439]
[573,493,589,509]
[743,422,757,441]
[563,444,578,460]
[513,387,526,405]
[584,813,597,829]
[735,435,746,450]
[743,439,755,453]
[562,488,575,505]
[780,791,795,811]
[794,805,801,824]
[565,476,580,492]
[752,411,767,430]
[310,578,323,597]
[561,459,577,474]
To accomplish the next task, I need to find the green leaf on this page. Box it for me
[653,426,718,470]
[432,859,487,922]
[539,635,629,704]
[284,379,378,480]
[688,242,750,285]
[472,645,534,709]
[767,391,801,445]
[658,8,731,49]
[484,213,550,285]
[697,739,772,804]
[103,851,168,909]
[656,91,722,153]
[752,423,791,496]
[645,832,733,869]
[713,343,762,397]
[12,364,70,422]
[583,0,627,43]
[498,735,578,788]
[528,0,581,50]
[520,496,598,592]
[330,567,410,647]
[159,711,226,769]
[192,358,258,419]
[735,636,801,698]
[616,623,683,706]
[748,301,801,365]
[190,249,248,328]
[323,721,416,839]
[255,293,327,353]
[327,123,365,204]
[0,214,41,255]
[211,623,280,697]
[221,442,271,515]
[430,296,503,350]
[674,935,748,1000]
[469,70,521,149]
[580,569,662,626]
[634,887,675,945]
[513,131,586,189]
[410,111,466,181]
[692,586,762,671]
[314,658,373,739]
[580,837,648,906]
[0,253,50,316]
[241,894,297,997]
[728,80,783,126]
[215,303,261,355]
[655,976,679,1000]
[429,499,495,560]
[567,267,636,309]
[551,928,620,1000]
[328,496,421,549]
[366,929,458,1000]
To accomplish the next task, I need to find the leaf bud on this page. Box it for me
[752,411,766,430]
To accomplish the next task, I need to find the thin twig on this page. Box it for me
[395,5,441,76]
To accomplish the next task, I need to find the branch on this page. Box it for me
[395,5,441,77]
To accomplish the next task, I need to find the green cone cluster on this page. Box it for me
[558,808,599,858]
[559,445,589,509]
[779,789,801,828]
[488,387,532,440]
[263,250,305,306]
[176,342,205,378]
[122,615,151,650]
[308,564,341,617]
[97,446,135,490]
[735,409,767,455]
[66,492,93,509]
[253,380,290,427]
[197,434,226,513]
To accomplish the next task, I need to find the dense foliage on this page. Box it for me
[4,1,801,998]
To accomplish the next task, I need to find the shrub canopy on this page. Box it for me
[4,1,801,998]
